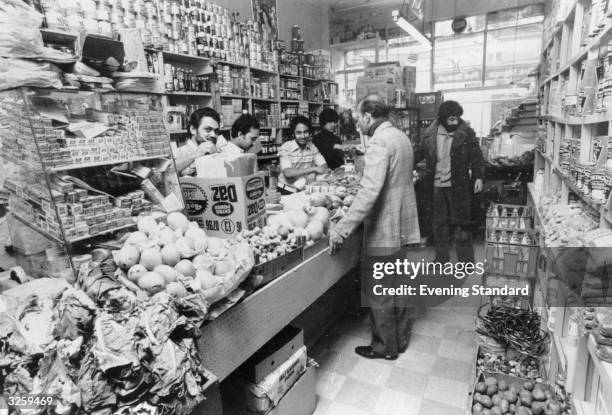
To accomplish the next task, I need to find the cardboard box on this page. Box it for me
[180,172,267,238]
[194,153,257,178]
[242,326,304,384]
[268,365,316,415]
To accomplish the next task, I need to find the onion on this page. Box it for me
[127,264,148,283]
[175,259,196,277]
[154,264,178,283]
[214,258,236,276]
[137,216,158,236]
[167,212,190,232]
[305,220,325,241]
[196,270,217,290]
[309,193,328,207]
[193,254,216,273]
[140,248,162,271]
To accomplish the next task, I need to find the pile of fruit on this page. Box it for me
[472,377,563,415]
[477,350,541,380]
[239,205,331,265]
[111,212,253,303]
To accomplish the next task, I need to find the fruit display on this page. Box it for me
[477,349,542,380]
[109,212,254,305]
[472,376,565,415]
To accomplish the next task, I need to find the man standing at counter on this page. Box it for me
[217,114,261,154]
[330,95,420,360]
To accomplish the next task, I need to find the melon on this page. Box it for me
[175,237,195,258]
[167,212,190,233]
[192,254,216,273]
[214,258,236,276]
[154,264,177,283]
[175,259,195,277]
[305,220,324,240]
[158,228,177,247]
[115,245,140,270]
[288,211,309,228]
[160,244,181,266]
[138,272,166,295]
[127,264,147,283]
[137,216,158,236]
[166,282,187,298]
[125,231,148,246]
[140,247,163,271]
[196,270,217,290]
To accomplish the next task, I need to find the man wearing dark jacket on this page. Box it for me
[416,100,485,265]
[312,108,345,170]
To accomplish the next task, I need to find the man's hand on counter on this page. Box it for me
[329,230,344,255]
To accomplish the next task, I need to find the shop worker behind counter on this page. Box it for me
[330,94,420,361]
[416,100,485,265]
[312,108,345,170]
[278,115,329,187]
[175,109,261,175]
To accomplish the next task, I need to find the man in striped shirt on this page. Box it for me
[278,115,329,188]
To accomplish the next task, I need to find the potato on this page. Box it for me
[485,377,498,386]
[473,403,483,415]
[519,390,533,406]
[498,379,509,391]
[487,384,499,396]
[478,395,493,409]
[475,382,488,394]
[500,399,509,413]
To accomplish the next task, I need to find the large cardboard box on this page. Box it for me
[180,172,267,238]
[268,365,316,415]
[241,326,304,384]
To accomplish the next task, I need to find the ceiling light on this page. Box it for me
[392,9,431,49]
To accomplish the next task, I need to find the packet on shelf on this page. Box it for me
[194,153,257,178]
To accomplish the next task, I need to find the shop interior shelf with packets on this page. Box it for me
[0,87,184,279]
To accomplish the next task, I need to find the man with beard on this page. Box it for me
[417,100,485,266]
[218,114,261,154]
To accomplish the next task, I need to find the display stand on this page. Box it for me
[197,229,361,381]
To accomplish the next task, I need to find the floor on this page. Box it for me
[309,303,478,415]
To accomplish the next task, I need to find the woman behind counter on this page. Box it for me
[312,108,345,171]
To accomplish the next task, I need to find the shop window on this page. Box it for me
[485,23,543,86]
[433,31,485,90]
[434,15,486,37]
[487,4,544,30]
[387,37,432,92]
[345,48,376,69]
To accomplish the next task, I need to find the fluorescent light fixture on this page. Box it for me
[392,9,431,49]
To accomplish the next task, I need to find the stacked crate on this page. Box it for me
[484,204,539,299]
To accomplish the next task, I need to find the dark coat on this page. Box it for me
[415,120,485,226]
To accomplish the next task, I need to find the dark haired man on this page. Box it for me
[218,114,261,154]
[278,115,329,187]
[330,95,420,360]
[175,107,221,175]
[312,108,344,170]
[418,100,485,265]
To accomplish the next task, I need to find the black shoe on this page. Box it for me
[355,346,398,360]
[398,344,408,353]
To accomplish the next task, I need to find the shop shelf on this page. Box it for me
[147,48,210,65]
[540,23,612,88]
[280,99,300,104]
[279,73,300,79]
[587,334,612,396]
[249,66,278,76]
[251,97,278,103]
[562,176,602,213]
[219,94,250,100]
[214,60,248,69]
[49,154,170,172]
[11,212,63,245]
[40,28,78,44]
[166,91,213,97]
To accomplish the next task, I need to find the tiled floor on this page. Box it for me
[310,303,479,415]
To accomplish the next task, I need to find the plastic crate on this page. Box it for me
[485,242,538,279]
[486,203,534,231]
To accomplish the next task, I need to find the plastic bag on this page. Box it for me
[0,58,62,91]
[0,0,44,58]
